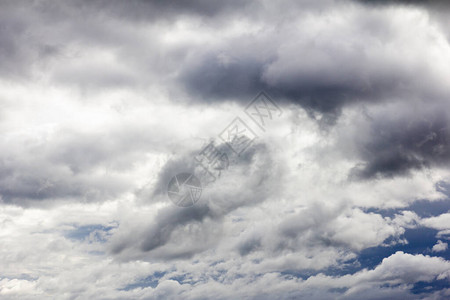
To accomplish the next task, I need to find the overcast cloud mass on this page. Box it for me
[0,0,450,299]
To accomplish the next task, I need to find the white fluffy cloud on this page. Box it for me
[433,240,449,253]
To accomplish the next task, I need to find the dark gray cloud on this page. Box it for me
[84,0,260,21]
[356,0,450,7]
[1,0,447,123]
[180,44,391,118]
[348,104,450,179]
[0,1,60,80]
[111,141,286,260]
[176,2,450,126]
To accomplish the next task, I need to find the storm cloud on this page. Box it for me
[0,0,449,299]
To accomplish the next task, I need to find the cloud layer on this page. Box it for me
[0,0,449,299]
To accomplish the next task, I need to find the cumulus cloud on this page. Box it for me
[343,101,450,179]
[432,240,449,253]
[0,0,450,299]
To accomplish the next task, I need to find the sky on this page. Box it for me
[0,0,450,299]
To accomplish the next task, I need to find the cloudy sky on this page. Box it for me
[1,0,450,299]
